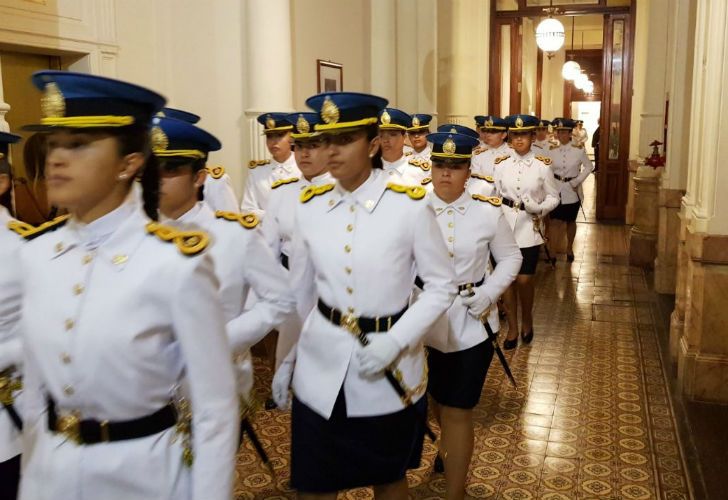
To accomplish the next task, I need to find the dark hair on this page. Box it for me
[158,156,206,201]
[112,125,159,221]
[365,124,383,169]
[0,157,12,215]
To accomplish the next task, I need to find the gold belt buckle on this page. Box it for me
[513,200,521,211]
[340,313,362,336]
[56,411,82,444]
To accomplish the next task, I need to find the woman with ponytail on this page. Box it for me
[12,72,238,500]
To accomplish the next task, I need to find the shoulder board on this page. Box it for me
[145,222,208,256]
[215,211,259,229]
[206,165,226,179]
[385,183,426,200]
[473,146,488,155]
[470,173,494,183]
[494,155,511,165]
[8,214,70,241]
[300,183,335,203]
[550,144,560,150]
[535,155,552,165]
[572,143,585,149]
[404,151,413,156]
[248,159,271,169]
[271,177,300,189]
[409,158,431,171]
[421,177,432,185]
[532,144,543,150]
[472,194,502,206]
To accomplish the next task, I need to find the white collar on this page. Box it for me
[430,190,472,215]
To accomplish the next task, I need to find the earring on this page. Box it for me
[118,173,128,180]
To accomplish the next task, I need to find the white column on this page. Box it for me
[684,0,728,235]
[0,54,10,132]
[244,0,294,162]
[370,0,397,103]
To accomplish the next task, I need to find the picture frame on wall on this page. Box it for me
[317,59,343,93]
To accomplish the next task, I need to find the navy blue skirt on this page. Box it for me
[551,201,580,222]
[519,245,541,275]
[291,389,427,493]
[427,339,495,409]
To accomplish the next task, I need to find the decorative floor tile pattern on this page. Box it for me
[235,179,693,499]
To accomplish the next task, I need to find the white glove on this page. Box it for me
[520,195,542,215]
[460,286,492,319]
[569,178,580,189]
[356,334,403,377]
[271,347,296,410]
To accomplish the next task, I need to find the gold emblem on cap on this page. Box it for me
[485,118,494,128]
[539,121,544,127]
[443,137,456,155]
[412,116,420,127]
[41,82,66,119]
[151,126,169,151]
[157,111,166,117]
[515,116,524,128]
[450,127,457,134]
[321,96,339,124]
[297,114,310,134]
[266,116,276,130]
[381,110,391,125]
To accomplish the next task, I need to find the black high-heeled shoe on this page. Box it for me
[503,337,518,350]
[434,455,445,473]
[521,330,534,344]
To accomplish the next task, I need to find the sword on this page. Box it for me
[482,318,517,388]
[575,189,587,222]
[0,371,23,431]
[532,216,556,269]
[239,417,275,476]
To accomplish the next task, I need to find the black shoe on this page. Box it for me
[521,330,534,344]
[503,337,518,350]
[566,254,575,262]
[434,455,445,473]
[264,397,277,410]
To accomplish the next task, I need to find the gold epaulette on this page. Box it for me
[300,183,335,203]
[494,155,511,165]
[271,177,299,189]
[572,143,584,149]
[473,146,488,155]
[472,194,502,206]
[145,222,208,256]
[8,214,70,241]
[408,157,431,171]
[215,211,259,229]
[386,183,426,200]
[248,159,270,169]
[206,165,225,179]
[550,144,560,150]
[421,177,432,185]
[535,155,552,165]
[470,173,494,183]
[404,150,413,156]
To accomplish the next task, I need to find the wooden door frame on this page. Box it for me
[489,17,522,116]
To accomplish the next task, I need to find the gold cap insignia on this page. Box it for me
[157,110,166,117]
[443,137,456,155]
[450,127,458,134]
[381,110,391,125]
[321,96,339,124]
[485,118,494,128]
[539,121,544,127]
[297,114,310,134]
[515,116,524,128]
[266,116,276,130]
[412,116,420,127]
[41,82,66,119]
[151,126,169,151]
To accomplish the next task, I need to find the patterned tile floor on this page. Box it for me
[235,178,694,499]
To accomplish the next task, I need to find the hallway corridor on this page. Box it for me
[236,178,693,499]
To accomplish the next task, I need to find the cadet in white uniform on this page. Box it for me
[548,118,594,262]
[153,114,295,422]
[471,116,512,179]
[494,114,560,350]
[272,92,455,499]
[406,113,433,162]
[0,131,23,500]
[423,131,522,500]
[532,119,552,152]
[15,71,238,500]
[262,112,333,371]
[158,108,240,213]
[379,107,431,186]
[571,120,588,148]
[240,112,301,217]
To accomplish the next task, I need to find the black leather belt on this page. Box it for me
[317,299,407,333]
[47,397,177,444]
[554,174,575,182]
[280,253,289,270]
[501,197,521,210]
[458,275,485,293]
